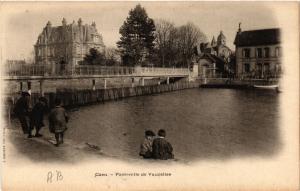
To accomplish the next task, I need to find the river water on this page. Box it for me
[64,88,280,161]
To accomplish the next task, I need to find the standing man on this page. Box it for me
[29,97,48,137]
[152,129,174,160]
[13,91,31,137]
[48,98,69,147]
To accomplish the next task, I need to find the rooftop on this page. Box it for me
[234,28,281,47]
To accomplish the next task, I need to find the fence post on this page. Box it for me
[20,81,23,93]
[40,80,44,96]
[104,78,107,89]
[92,79,96,91]
[141,78,145,86]
[27,81,32,95]
[131,78,135,87]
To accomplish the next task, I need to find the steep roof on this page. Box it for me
[211,36,217,47]
[217,31,226,45]
[36,21,104,46]
[234,28,281,47]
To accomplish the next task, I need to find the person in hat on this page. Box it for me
[152,129,174,160]
[28,97,48,137]
[48,98,69,147]
[139,130,156,159]
[13,91,31,136]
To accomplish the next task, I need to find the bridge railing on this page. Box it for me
[5,65,52,76]
[138,67,189,76]
[72,65,136,76]
[4,64,190,77]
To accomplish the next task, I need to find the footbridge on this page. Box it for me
[3,65,191,95]
[4,65,190,80]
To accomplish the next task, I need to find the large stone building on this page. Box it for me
[234,25,281,78]
[35,18,105,73]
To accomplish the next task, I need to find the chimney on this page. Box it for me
[78,18,82,26]
[62,18,67,26]
[46,21,52,28]
[45,21,52,36]
[238,22,242,33]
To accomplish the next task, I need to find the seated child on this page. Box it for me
[139,130,156,159]
[152,129,174,160]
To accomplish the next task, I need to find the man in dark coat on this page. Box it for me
[152,129,174,160]
[13,91,30,136]
[48,98,69,147]
[29,97,48,137]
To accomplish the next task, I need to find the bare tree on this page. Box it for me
[154,20,207,68]
[176,22,207,68]
[154,19,177,67]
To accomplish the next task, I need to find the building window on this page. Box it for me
[263,63,270,74]
[256,63,263,78]
[244,63,250,73]
[243,48,250,58]
[275,47,280,57]
[256,48,262,58]
[275,63,281,77]
[264,47,270,58]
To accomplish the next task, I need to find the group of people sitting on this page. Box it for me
[13,91,69,147]
[139,129,174,160]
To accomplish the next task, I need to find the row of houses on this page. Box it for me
[194,24,281,79]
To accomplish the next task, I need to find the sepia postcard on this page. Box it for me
[0,1,299,191]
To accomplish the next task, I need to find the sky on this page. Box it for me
[1,2,283,60]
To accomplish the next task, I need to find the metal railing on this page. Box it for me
[4,64,190,77]
[201,77,279,86]
[72,65,136,76]
[138,67,189,76]
[6,65,52,76]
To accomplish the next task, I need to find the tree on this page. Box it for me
[83,48,105,65]
[154,19,178,67]
[117,4,156,66]
[153,20,207,68]
[104,47,121,66]
[176,22,207,68]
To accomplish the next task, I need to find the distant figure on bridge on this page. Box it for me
[28,97,48,138]
[139,130,156,159]
[48,98,69,147]
[152,129,174,160]
[13,91,31,137]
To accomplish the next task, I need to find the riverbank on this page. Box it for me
[5,126,184,164]
[5,81,199,111]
